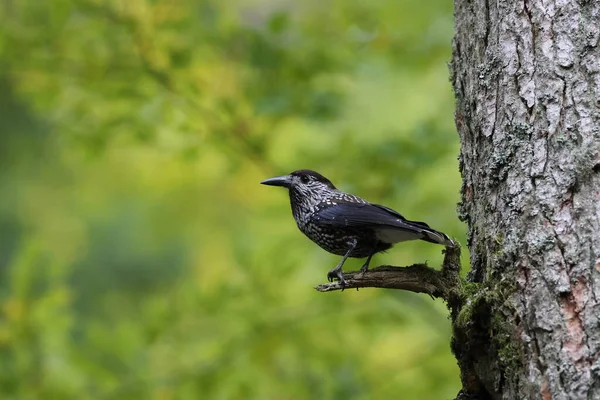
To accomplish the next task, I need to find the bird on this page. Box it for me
[260,169,454,288]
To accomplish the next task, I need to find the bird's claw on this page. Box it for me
[327,270,337,282]
[358,264,369,278]
[326,269,346,290]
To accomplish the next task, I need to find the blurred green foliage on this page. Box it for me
[0,0,465,399]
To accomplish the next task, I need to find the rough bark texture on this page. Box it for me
[452,0,600,399]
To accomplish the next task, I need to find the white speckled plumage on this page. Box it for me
[261,169,453,285]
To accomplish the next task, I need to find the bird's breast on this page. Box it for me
[297,222,383,257]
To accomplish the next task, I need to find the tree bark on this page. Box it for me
[451,0,600,399]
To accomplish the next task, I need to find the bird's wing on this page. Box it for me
[312,202,453,245]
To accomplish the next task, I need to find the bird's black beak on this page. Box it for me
[260,175,291,188]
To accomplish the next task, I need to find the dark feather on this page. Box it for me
[312,202,452,245]
[313,202,412,229]
[371,204,432,229]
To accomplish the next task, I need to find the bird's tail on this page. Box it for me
[403,218,455,247]
[421,228,455,247]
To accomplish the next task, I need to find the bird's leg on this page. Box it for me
[359,252,375,275]
[327,239,357,289]
[326,252,351,286]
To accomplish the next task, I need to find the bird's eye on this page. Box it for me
[300,175,310,184]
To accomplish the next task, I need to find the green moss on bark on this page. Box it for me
[450,276,523,398]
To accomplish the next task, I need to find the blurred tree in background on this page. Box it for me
[0,0,464,399]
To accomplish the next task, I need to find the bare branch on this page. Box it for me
[315,264,445,297]
[315,244,462,301]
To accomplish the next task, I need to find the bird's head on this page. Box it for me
[261,169,336,198]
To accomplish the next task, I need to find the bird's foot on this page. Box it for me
[327,270,336,282]
[327,269,346,290]
[357,263,369,278]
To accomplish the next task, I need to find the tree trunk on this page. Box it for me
[451,0,600,399]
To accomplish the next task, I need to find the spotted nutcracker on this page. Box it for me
[261,169,454,288]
